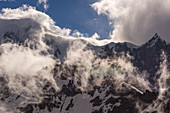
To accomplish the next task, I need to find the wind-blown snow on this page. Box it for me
[0,5,169,113]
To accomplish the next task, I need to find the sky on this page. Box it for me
[0,0,112,41]
[0,0,170,45]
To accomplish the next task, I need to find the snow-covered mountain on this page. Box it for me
[0,9,170,113]
[1,26,170,113]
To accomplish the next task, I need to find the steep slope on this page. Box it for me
[1,30,170,113]
[0,13,170,113]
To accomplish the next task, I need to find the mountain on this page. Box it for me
[0,25,170,113]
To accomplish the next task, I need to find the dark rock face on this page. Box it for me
[1,33,170,113]
[133,34,167,79]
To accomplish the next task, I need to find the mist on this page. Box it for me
[0,4,170,113]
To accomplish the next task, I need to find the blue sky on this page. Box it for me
[0,0,113,40]
[1,0,170,45]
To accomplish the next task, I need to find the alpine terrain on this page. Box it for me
[0,7,170,113]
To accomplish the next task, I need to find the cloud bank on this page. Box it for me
[92,0,170,45]
[0,5,111,46]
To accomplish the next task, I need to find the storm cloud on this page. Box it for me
[92,0,170,45]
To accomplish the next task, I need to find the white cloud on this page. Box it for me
[0,5,112,48]
[64,41,151,91]
[0,5,111,97]
[0,5,74,42]
[0,43,58,98]
[0,5,150,92]
[0,0,14,1]
[0,5,53,27]
[91,32,100,39]
[0,6,62,111]
[72,30,84,37]
[37,0,49,10]
[0,5,167,112]
[92,0,170,45]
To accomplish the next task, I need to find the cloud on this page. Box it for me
[92,0,170,45]
[0,4,110,96]
[0,5,52,27]
[1,5,170,112]
[37,0,49,10]
[0,43,60,112]
[1,5,113,46]
[0,4,151,93]
[72,30,85,37]
[0,43,59,96]
[63,41,151,92]
[0,5,146,111]
[0,5,74,43]
[0,6,62,111]
[141,51,170,113]
[0,0,14,1]
[90,32,100,39]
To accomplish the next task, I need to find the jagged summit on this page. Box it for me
[98,33,165,51]
[148,33,161,43]
[142,33,166,48]
[153,33,159,38]
[1,31,170,113]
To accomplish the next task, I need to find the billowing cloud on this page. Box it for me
[0,43,58,99]
[92,0,170,45]
[0,5,74,43]
[0,5,53,28]
[0,5,113,46]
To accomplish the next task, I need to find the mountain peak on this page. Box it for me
[149,33,160,42]
[144,33,165,47]
[153,33,159,38]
